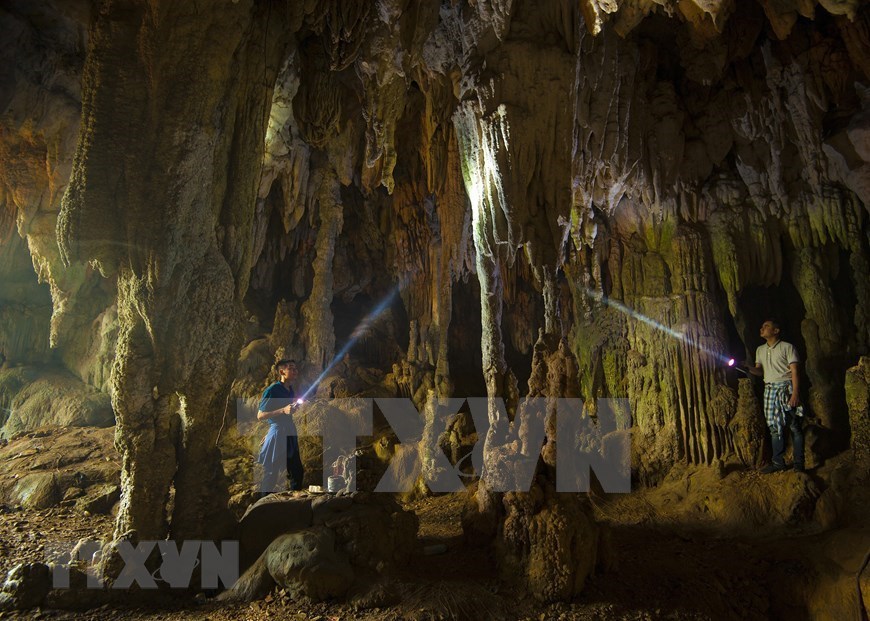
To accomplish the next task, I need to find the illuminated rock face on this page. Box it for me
[1,0,868,600]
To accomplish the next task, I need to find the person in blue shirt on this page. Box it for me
[257,359,304,494]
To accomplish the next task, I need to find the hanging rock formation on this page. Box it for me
[1,0,869,604]
[5,0,306,543]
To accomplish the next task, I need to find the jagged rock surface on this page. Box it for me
[0,427,120,513]
[0,0,869,604]
[846,355,870,454]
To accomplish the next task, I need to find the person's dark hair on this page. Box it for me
[274,358,296,370]
[764,318,781,331]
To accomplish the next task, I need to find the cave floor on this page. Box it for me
[1,488,866,620]
[1,429,867,620]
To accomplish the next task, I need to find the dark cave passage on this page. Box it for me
[448,277,486,398]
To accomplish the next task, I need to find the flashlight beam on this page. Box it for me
[580,288,734,366]
[300,281,405,401]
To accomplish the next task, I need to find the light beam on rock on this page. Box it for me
[581,287,734,366]
[300,280,406,401]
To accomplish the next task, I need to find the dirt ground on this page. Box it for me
[0,430,867,620]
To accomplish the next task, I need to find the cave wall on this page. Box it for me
[0,0,867,568]
[558,11,870,478]
[0,0,118,381]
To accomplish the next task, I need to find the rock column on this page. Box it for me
[57,0,297,541]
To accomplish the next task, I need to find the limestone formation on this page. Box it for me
[730,377,768,467]
[0,368,113,438]
[846,355,870,454]
[1,0,869,606]
[0,427,120,514]
[56,0,302,544]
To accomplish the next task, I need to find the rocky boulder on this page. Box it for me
[0,563,51,611]
[314,493,419,572]
[845,356,870,456]
[74,483,121,515]
[601,463,826,535]
[0,427,120,513]
[237,493,314,572]
[265,527,354,599]
[703,470,822,529]
[0,367,113,439]
[12,472,59,510]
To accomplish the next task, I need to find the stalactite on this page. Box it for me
[259,52,311,238]
[453,101,513,402]
[431,125,472,398]
[308,0,371,71]
[541,266,559,336]
[0,51,113,388]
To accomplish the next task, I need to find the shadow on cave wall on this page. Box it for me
[449,277,485,398]
[736,251,811,402]
[736,282,806,367]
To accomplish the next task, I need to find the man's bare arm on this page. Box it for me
[743,361,763,377]
[788,362,800,407]
[257,402,294,421]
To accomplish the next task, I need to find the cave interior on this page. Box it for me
[0,0,869,618]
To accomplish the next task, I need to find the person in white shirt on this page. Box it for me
[744,319,804,473]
